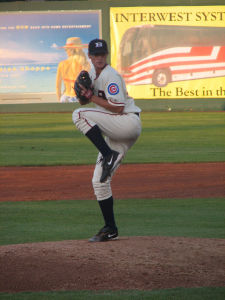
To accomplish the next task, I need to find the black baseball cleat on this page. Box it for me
[89,226,118,242]
[100,150,123,183]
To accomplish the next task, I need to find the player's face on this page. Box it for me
[89,53,107,71]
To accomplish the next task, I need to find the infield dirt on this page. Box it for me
[0,162,224,201]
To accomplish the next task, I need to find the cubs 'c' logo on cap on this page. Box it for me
[108,83,119,95]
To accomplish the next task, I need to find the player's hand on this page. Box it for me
[79,83,93,100]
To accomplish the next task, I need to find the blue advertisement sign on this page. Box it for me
[0,10,101,102]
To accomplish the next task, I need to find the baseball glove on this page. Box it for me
[74,70,93,105]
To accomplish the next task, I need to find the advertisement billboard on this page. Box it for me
[0,10,101,103]
[110,6,225,99]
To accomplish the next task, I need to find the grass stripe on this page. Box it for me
[0,198,224,245]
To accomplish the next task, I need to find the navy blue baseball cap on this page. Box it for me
[88,39,108,55]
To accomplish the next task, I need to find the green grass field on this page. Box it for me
[0,111,224,299]
[0,112,224,166]
[1,287,225,300]
[1,198,224,246]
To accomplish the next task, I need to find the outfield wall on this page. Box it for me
[0,0,224,111]
[1,0,224,63]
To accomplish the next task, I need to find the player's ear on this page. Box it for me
[88,53,91,59]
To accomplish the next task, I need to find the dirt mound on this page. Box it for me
[0,236,224,292]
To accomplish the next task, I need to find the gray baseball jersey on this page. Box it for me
[89,64,141,114]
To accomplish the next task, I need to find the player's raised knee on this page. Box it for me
[72,109,81,124]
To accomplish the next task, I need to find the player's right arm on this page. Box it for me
[91,95,124,113]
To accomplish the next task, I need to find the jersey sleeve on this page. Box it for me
[105,73,126,107]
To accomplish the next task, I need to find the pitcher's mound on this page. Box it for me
[0,236,224,292]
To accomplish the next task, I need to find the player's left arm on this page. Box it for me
[91,94,124,113]
[91,74,125,113]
